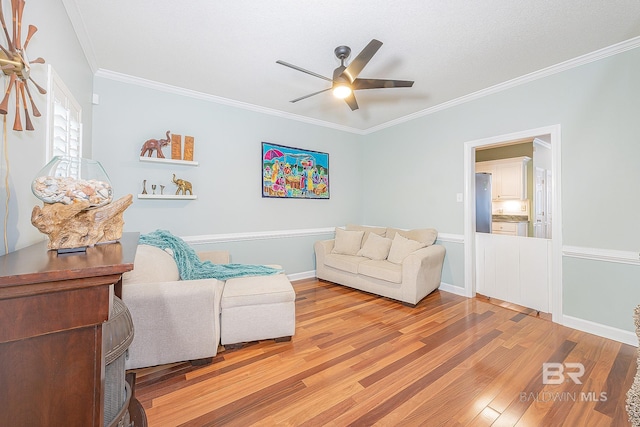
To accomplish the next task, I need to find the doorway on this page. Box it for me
[463,125,562,322]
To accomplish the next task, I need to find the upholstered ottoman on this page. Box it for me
[220,273,296,345]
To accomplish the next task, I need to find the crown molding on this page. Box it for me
[362,36,640,134]
[92,36,640,135]
[94,69,366,135]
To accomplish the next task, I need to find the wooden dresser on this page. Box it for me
[0,232,141,426]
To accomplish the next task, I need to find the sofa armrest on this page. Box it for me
[198,250,230,264]
[314,239,335,278]
[313,239,336,272]
[315,239,335,255]
[122,278,224,369]
[401,244,446,305]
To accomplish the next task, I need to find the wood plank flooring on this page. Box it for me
[132,278,637,426]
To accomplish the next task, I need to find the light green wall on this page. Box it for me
[563,258,639,331]
[190,232,335,275]
[436,239,465,289]
[91,77,361,270]
[0,0,94,255]
[362,46,640,330]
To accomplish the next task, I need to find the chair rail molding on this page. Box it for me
[181,227,335,245]
[563,245,640,266]
[436,233,464,244]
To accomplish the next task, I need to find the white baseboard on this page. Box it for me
[288,270,316,282]
[562,314,637,347]
[438,282,467,296]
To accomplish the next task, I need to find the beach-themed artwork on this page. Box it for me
[262,142,329,199]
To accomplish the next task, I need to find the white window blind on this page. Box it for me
[46,65,82,163]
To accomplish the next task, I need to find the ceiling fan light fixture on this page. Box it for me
[332,84,352,99]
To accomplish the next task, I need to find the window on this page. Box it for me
[46,65,82,162]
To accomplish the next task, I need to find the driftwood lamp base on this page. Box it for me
[31,194,133,250]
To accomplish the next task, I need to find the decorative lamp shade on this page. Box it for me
[32,156,113,208]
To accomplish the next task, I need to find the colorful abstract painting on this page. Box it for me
[262,142,329,199]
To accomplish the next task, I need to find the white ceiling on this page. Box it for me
[64,0,640,132]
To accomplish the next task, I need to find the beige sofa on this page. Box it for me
[314,225,446,306]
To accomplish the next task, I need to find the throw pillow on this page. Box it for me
[387,233,427,264]
[346,224,387,244]
[331,228,364,256]
[357,232,393,260]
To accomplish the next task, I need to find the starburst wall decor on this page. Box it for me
[0,0,45,131]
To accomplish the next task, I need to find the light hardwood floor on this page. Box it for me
[133,278,637,426]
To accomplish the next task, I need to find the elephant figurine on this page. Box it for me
[141,130,171,158]
[172,174,193,195]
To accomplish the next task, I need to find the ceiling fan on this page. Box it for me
[276,39,414,111]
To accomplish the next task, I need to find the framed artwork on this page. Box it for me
[262,142,329,199]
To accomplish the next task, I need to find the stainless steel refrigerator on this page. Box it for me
[476,172,492,233]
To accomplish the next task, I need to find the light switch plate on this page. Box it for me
[456,193,463,202]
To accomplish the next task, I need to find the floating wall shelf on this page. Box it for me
[139,157,199,166]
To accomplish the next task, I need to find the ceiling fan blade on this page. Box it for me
[344,92,358,111]
[276,60,333,82]
[290,87,331,103]
[342,39,383,82]
[353,78,414,90]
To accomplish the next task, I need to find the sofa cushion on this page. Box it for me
[331,228,364,255]
[387,233,428,264]
[387,228,438,246]
[356,232,393,260]
[123,244,180,284]
[346,224,387,244]
[222,274,295,308]
[324,253,368,274]
[358,260,402,283]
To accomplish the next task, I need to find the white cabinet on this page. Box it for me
[475,233,550,312]
[476,156,530,200]
[492,221,528,237]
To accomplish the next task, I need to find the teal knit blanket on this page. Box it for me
[139,229,282,280]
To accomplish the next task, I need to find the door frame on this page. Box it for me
[463,124,563,322]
